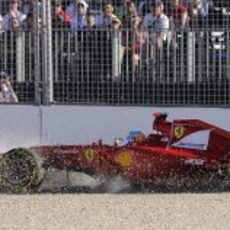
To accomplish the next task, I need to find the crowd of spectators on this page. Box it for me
[0,0,229,53]
[1,1,228,32]
[0,0,229,80]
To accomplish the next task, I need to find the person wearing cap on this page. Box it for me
[0,72,18,103]
[65,0,89,20]
[3,0,27,32]
[70,0,88,33]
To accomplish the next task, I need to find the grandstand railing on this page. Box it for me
[53,28,230,106]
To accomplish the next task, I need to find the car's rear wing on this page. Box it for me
[153,113,230,160]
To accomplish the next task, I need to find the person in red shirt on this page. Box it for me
[167,0,188,29]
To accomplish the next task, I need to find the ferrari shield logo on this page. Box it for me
[174,126,185,139]
[85,149,95,162]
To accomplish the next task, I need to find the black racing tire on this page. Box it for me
[0,148,45,193]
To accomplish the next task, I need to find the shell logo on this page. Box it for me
[116,151,134,168]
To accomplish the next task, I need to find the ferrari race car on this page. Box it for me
[0,113,230,193]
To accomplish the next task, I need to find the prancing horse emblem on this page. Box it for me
[85,149,95,162]
[174,126,185,139]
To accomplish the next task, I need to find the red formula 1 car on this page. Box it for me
[0,113,230,193]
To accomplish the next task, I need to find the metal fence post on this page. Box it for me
[112,29,121,81]
[16,32,25,82]
[41,0,53,104]
[187,31,196,82]
[34,0,41,105]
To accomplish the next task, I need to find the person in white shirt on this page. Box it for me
[66,0,89,19]
[70,0,88,33]
[3,0,27,32]
[143,1,169,66]
[0,72,18,103]
[144,1,169,47]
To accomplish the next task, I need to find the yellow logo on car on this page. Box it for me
[85,149,95,162]
[116,151,134,168]
[174,126,185,139]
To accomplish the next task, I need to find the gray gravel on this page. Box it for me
[0,194,230,230]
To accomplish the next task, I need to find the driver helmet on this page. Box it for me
[126,130,145,142]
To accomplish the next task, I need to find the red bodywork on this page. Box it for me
[31,114,230,184]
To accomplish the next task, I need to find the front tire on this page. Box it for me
[0,148,44,193]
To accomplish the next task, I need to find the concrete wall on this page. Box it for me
[0,105,229,152]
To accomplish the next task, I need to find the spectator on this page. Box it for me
[22,0,34,16]
[70,0,88,33]
[167,0,188,29]
[186,0,214,26]
[0,71,18,103]
[188,0,201,27]
[122,0,138,26]
[22,0,42,29]
[85,11,96,28]
[55,5,71,25]
[122,7,146,71]
[96,4,121,29]
[82,12,99,80]
[144,1,169,48]
[88,0,104,16]
[95,4,121,80]
[143,1,169,72]
[114,0,136,19]
[70,6,93,81]
[198,0,213,17]
[66,0,89,19]
[3,0,27,32]
[182,0,213,17]
[138,0,151,16]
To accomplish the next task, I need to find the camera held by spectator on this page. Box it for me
[0,71,18,103]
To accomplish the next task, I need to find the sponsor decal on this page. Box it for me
[116,151,134,168]
[174,126,185,139]
[84,149,96,162]
[184,158,205,166]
